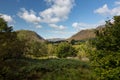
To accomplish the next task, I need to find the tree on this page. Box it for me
[26,41,48,57]
[47,44,56,56]
[90,16,120,80]
[70,39,76,45]
[0,17,12,32]
[0,17,26,79]
[56,42,77,58]
[0,17,25,60]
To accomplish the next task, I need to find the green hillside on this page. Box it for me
[16,30,45,42]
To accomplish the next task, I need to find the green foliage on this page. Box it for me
[55,42,77,58]
[19,58,92,80]
[0,17,26,80]
[95,16,120,51]
[0,17,25,60]
[16,30,48,57]
[0,58,93,80]
[74,41,92,60]
[26,41,48,57]
[0,17,12,32]
[70,39,76,45]
[47,44,56,56]
[17,30,44,42]
[90,16,120,80]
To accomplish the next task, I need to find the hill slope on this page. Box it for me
[16,30,45,42]
[68,29,95,41]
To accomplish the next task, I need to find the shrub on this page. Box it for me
[55,42,77,58]
[90,16,120,80]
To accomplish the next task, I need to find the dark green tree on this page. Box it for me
[70,39,76,45]
[90,16,120,80]
[0,17,26,80]
[0,17,25,60]
[0,17,12,32]
[56,42,77,58]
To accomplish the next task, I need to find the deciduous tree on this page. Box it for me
[90,16,120,80]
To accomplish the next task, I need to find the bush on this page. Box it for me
[20,58,92,80]
[47,44,56,56]
[26,41,48,57]
[90,16,120,80]
[55,42,77,58]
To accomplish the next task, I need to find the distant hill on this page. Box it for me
[16,30,45,42]
[47,38,65,42]
[68,29,96,41]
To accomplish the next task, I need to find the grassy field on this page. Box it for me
[12,58,94,80]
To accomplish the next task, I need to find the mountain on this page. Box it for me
[16,30,45,42]
[68,29,96,41]
[47,38,65,42]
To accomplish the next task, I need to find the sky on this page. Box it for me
[0,0,120,39]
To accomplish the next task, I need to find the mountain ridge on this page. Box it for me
[67,29,96,41]
[16,30,45,42]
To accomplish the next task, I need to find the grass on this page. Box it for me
[15,58,94,80]
[3,57,94,80]
[23,58,89,70]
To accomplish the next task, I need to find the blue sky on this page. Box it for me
[0,0,120,39]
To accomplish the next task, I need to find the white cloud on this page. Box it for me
[94,4,110,15]
[72,22,95,30]
[18,8,41,24]
[115,1,120,5]
[40,0,74,23]
[18,0,74,30]
[72,22,78,28]
[49,24,66,30]
[72,20,105,31]
[51,30,75,34]
[111,7,120,15]
[35,25,42,28]
[0,13,13,23]
[94,3,120,16]
[47,30,76,39]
